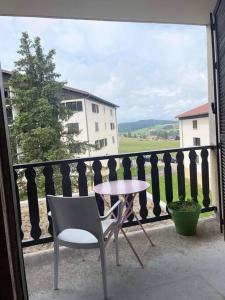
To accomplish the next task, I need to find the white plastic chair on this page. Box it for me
[47,195,122,300]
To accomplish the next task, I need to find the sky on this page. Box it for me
[0,17,208,123]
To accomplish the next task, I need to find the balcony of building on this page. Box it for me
[12,144,222,299]
[24,217,223,300]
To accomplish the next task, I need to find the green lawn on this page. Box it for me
[119,136,179,154]
[116,166,212,218]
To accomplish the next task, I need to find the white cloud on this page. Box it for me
[95,75,124,99]
[0,17,208,122]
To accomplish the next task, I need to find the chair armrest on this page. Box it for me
[100,200,122,221]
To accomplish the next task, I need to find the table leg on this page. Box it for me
[123,194,154,247]
[120,227,144,268]
[98,193,145,268]
[132,210,154,246]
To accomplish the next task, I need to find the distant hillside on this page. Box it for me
[118,119,177,133]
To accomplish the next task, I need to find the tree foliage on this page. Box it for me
[9,32,87,163]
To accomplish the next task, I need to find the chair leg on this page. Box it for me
[114,227,119,266]
[54,240,59,290]
[99,246,108,300]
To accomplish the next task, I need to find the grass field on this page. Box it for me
[119,136,179,154]
[117,136,212,217]
[117,166,212,218]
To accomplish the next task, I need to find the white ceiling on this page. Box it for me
[0,0,217,25]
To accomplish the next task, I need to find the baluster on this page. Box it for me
[163,152,173,204]
[201,148,210,208]
[77,160,88,196]
[108,158,119,212]
[25,167,41,240]
[43,165,55,235]
[122,156,134,221]
[150,154,161,217]
[93,160,104,215]
[137,154,148,219]
[189,149,198,202]
[60,162,72,196]
[176,150,185,200]
[14,170,24,240]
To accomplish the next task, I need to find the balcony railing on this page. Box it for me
[13,145,217,247]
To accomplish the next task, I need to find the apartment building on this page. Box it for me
[176,103,209,176]
[61,86,119,158]
[3,70,119,159]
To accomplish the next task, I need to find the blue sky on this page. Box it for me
[0,17,208,123]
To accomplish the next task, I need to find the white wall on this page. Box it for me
[62,99,88,143]
[85,99,118,157]
[63,98,119,167]
[179,116,209,176]
[180,117,209,148]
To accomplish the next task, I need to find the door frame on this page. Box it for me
[210,0,225,236]
[0,67,28,299]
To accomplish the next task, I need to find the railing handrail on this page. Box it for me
[13,145,217,169]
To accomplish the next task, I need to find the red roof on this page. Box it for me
[176,103,208,119]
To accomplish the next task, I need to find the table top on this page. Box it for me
[93,179,150,196]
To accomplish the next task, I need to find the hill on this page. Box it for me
[118,119,177,133]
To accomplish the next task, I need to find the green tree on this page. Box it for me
[9,32,87,163]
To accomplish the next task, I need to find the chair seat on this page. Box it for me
[57,219,115,246]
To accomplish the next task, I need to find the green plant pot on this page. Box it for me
[168,203,201,236]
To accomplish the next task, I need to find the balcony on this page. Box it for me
[25,217,223,300]
[13,145,221,298]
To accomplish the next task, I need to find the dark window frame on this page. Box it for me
[92,103,99,113]
[193,137,201,146]
[67,123,79,134]
[95,122,99,132]
[193,120,198,129]
[66,101,83,112]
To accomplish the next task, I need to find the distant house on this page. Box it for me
[176,103,209,177]
[3,70,119,160]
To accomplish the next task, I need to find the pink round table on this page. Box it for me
[94,179,150,196]
[94,179,154,268]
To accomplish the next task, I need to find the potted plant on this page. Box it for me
[167,198,201,236]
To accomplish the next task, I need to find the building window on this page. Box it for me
[105,122,107,130]
[110,122,115,130]
[103,107,106,113]
[193,137,201,146]
[66,101,83,112]
[95,140,100,150]
[69,144,81,153]
[6,107,13,125]
[67,123,79,134]
[112,136,115,144]
[92,103,99,113]
[110,109,112,116]
[193,120,198,129]
[95,122,99,132]
[95,138,107,150]
[4,88,9,99]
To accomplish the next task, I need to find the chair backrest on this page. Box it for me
[47,195,103,239]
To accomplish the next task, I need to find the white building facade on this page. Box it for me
[176,103,209,177]
[3,70,119,160]
[61,86,119,159]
